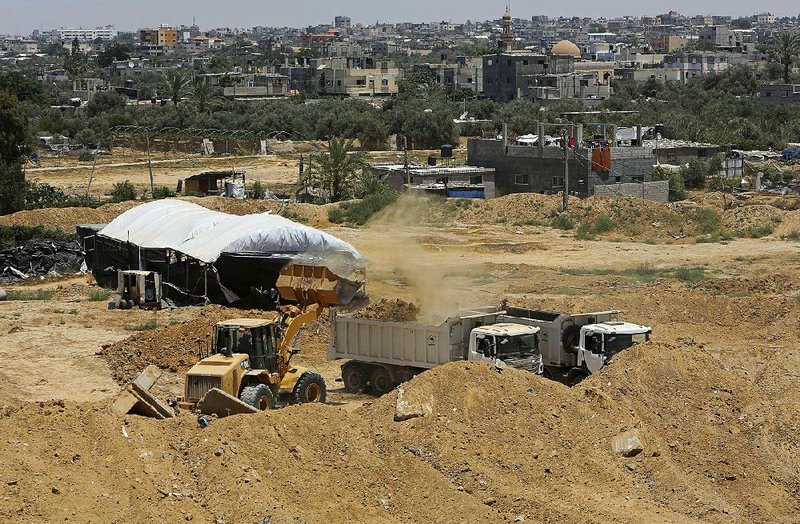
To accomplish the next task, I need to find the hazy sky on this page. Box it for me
[0,0,798,34]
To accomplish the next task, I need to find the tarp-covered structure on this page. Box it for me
[79,200,363,306]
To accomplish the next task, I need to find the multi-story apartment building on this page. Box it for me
[139,25,178,47]
[56,26,118,41]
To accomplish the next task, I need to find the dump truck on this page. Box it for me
[329,304,651,393]
[501,307,651,385]
[180,264,362,415]
[328,305,542,395]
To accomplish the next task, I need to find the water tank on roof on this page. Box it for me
[441,144,453,158]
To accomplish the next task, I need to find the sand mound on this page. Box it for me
[3,350,798,523]
[353,298,419,322]
[100,306,265,384]
[0,197,331,233]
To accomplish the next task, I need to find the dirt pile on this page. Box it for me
[100,306,265,384]
[2,350,799,523]
[353,298,420,322]
[0,197,330,233]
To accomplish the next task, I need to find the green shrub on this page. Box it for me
[109,180,137,203]
[0,224,76,245]
[126,319,160,331]
[152,186,176,199]
[5,288,56,300]
[747,224,774,238]
[692,207,722,234]
[86,288,110,301]
[673,267,706,283]
[250,180,266,200]
[78,150,95,162]
[326,190,399,226]
[653,165,686,201]
[681,159,708,190]
[574,223,596,240]
[592,214,615,233]
[550,213,574,230]
[781,230,800,241]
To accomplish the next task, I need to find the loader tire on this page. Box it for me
[239,384,274,410]
[342,363,367,393]
[292,372,327,404]
[370,367,393,396]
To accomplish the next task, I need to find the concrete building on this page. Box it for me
[649,35,688,52]
[483,51,573,101]
[698,26,731,48]
[311,58,402,97]
[222,74,289,99]
[334,16,351,31]
[371,164,496,199]
[139,26,178,47]
[756,13,777,25]
[413,58,483,92]
[760,84,800,105]
[466,125,663,201]
[664,52,728,83]
[56,26,118,41]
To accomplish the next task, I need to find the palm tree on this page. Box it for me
[772,31,800,84]
[161,69,190,105]
[304,137,367,202]
[190,75,215,113]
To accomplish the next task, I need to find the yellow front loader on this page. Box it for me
[181,264,361,412]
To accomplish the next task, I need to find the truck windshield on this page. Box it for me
[604,332,649,356]
[496,334,538,357]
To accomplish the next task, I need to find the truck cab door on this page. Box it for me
[580,331,605,374]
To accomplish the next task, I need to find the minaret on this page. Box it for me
[499,4,513,52]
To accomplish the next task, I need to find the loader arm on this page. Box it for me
[272,263,362,377]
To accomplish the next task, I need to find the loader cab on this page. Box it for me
[578,321,651,374]
[212,318,279,373]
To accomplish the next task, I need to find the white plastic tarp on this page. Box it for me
[98,199,361,264]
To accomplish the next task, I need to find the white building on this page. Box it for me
[756,13,776,25]
[664,52,728,83]
[57,26,118,41]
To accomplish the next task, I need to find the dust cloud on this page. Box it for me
[362,195,485,324]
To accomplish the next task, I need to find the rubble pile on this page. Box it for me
[0,240,84,283]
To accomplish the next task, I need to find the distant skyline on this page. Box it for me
[0,0,798,34]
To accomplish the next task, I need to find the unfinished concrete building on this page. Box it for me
[467,125,666,202]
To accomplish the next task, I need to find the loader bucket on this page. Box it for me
[276,264,361,307]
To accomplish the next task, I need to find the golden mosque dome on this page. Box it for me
[551,39,581,58]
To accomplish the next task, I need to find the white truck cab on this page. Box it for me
[577,321,651,374]
[469,323,542,372]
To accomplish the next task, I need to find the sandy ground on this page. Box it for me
[1,181,800,521]
[26,148,439,197]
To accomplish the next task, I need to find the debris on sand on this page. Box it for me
[0,240,84,283]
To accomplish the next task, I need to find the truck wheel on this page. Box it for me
[567,369,588,387]
[370,367,393,396]
[342,364,367,393]
[239,384,274,410]
[292,372,327,404]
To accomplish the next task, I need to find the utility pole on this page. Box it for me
[404,136,410,189]
[562,127,570,211]
[145,129,155,195]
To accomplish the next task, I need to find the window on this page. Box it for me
[614,176,621,183]
[506,77,511,83]
[523,60,529,65]
[515,174,529,185]
[781,91,788,98]
[487,59,493,66]
[381,79,388,86]
[765,91,772,97]
[507,59,512,66]
[469,175,482,185]
[552,176,564,187]
[356,79,366,86]
[337,80,342,86]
